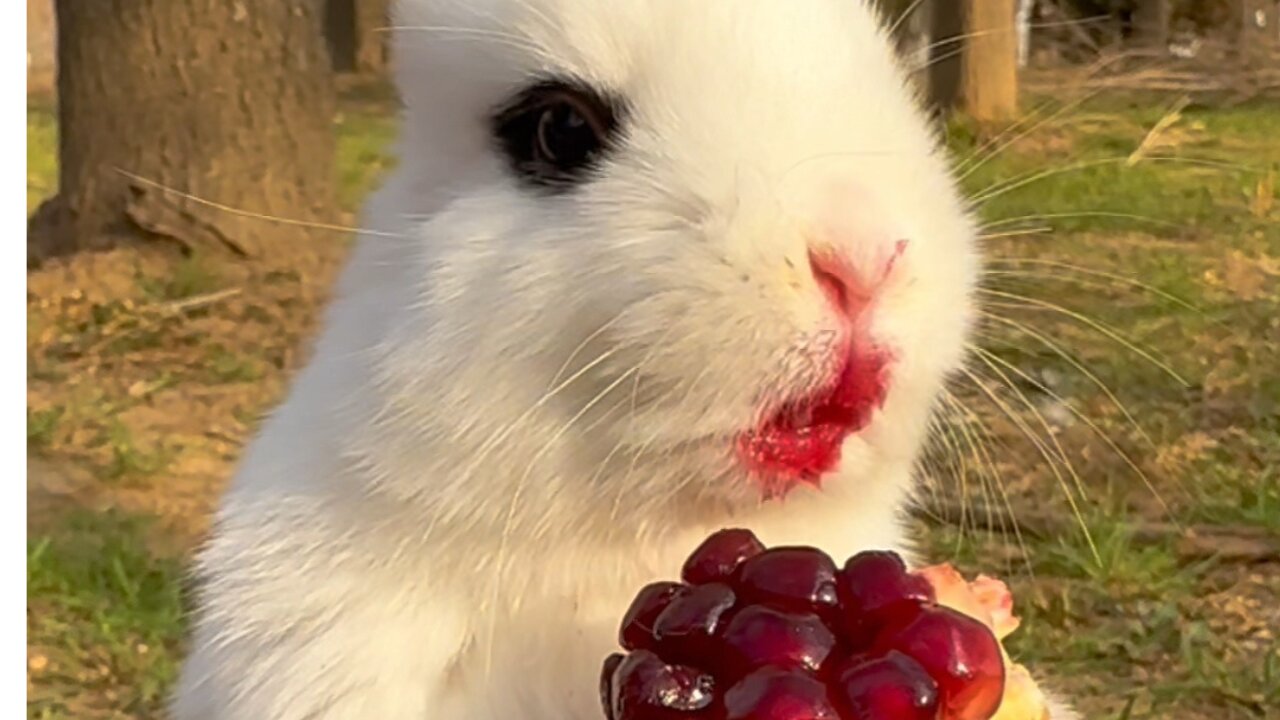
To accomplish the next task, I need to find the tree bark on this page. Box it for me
[1131,0,1171,49]
[325,0,357,72]
[29,0,338,266]
[962,0,1020,126]
[354,0,391,74]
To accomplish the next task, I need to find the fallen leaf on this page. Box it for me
[1223,251,1277,301]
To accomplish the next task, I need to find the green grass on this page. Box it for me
[136,255,223,302]
[335,109,398,209]
[28,512,187,719]
[1190,464,1279,530]
[950,99,1279,507]
[98,421,173,482]
[27,92,1280,719]
[28,407,64,450]
[27,104,58,214]
[204,345,263,384]
[954,99,1280,237]
[931,96,1280,719]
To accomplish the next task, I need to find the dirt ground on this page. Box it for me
[27,238,347,541]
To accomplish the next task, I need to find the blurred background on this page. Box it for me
[25,1,1279,718]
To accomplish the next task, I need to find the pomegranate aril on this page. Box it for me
[719,605,837,679]
[735,548,839,616]
[836,651,940,720]
[602,653,625,720]
[652,583,737,664]
[621,582,686,651]
[723,667,841,720]
[871,605,1004,720]
[683,528,766,585]
[837,551,935,648]
[611,650,717,719]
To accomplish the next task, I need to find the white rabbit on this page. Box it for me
[173,1,1079,718]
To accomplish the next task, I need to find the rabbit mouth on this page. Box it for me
[736,343,891,496]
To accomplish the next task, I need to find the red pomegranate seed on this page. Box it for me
[836,651,940,720]
[719,605,837,679]
[683,529,767,585]
[602,653,625,720]
[610,650,718,719]
[652,583,737,664]
[621,582,686,651]
[871,605,1004,720]
[723,667,841,720]
[736,548,839,615]
[837,551,935,648]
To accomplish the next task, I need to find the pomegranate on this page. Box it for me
[601,529,1050,720]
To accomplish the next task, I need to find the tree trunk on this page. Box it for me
[325,0,357,72]
[929,0,967,119]
[1237,0,1279,67]
[962,0,1020,126]
[354,0,391,74]
[29,0,338,266]
[1131,0,1171,50]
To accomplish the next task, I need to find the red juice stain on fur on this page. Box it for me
[737,346,890,496]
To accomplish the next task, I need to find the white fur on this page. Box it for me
[173,1,1077,718]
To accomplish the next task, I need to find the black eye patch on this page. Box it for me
[491,77,627,192]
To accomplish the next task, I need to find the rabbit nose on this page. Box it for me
[808,250,860,317]
[807,240,908,318]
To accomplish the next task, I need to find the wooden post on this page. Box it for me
[963,0,1020,126]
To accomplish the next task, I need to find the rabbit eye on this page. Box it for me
[535,101,597,169]
[493,79,623,190]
